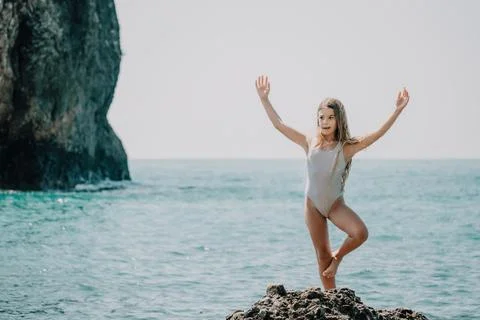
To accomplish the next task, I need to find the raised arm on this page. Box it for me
[344,88,410,161]
[255,75,308,153]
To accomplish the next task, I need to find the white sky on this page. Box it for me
[109,0,479,159]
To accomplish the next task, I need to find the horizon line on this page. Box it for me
[128,157,480,161]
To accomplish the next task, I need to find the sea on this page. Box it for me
[1,159,479,320]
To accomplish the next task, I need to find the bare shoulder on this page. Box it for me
[274,122,310,154]
[342,138,363,162]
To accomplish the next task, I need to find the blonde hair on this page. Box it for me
[316,98,358,190]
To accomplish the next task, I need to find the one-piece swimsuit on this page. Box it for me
[305,137,346,218]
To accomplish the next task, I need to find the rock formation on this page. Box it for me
[226,284,429,320]
[0,0,130,190]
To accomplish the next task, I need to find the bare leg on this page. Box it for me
[304,196,336,289]
[322,198,368,278]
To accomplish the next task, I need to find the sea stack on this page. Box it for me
[0,0,130,190]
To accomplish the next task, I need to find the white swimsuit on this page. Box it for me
[305,137,346,218]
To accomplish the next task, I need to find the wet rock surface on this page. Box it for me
[226,284,429,320]
[0,0,129,190]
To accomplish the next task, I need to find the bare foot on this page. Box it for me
[322,252,342,278]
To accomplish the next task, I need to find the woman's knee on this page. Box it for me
[354,226,369,243]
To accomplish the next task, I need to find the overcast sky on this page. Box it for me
[109,0,479,159]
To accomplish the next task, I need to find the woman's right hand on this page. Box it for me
[255,75,270,100]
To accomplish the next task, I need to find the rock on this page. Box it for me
[0,0,129,190]
[378,308,429,320]
[266,284,287,297]
[226,310,244,320]
[226,284,430,320]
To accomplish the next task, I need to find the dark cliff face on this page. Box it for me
[0,0,130,190]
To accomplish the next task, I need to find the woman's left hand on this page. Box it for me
[395,87,410,111]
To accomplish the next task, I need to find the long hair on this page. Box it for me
[316,98,358,190]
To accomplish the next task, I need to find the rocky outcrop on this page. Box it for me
[0,0,129,190]
[226,284,429,320]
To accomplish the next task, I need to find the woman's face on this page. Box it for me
[317,107,337,136]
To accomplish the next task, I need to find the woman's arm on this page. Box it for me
[344,87,410,160]
[256,75,308,153]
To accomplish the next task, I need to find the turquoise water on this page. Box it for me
[1,159,479,320]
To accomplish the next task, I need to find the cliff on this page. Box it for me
[0,0,129,190]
